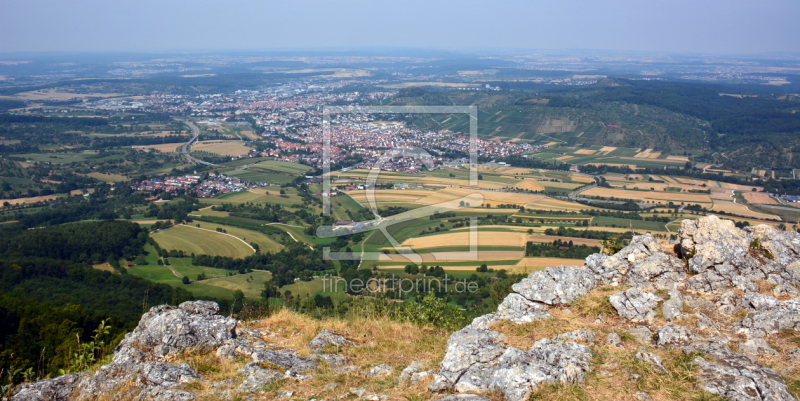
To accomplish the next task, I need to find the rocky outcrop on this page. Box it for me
[12,216,800,401]
[430,216,800,400]
[11,301,314,401]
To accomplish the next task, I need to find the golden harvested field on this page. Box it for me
[416,187,543,207]
[347,190,430,203]
[545,142,560,146]
[667,155,690,162]
[133,142,184,153]
[570,174,595,183]
[583,187,712,203]
[514,257,586,271]
[478,165,534,175]
[514,180,545,191]
[555,155,574,161]
[710,200,780,220]
[743,192,778,205]
[710,188,734,200]
[524,197,596,211]
[721,182,763,191]
[0,194,58,206]
[574,149,597,155]
[192,140,252,156]
[603,175,628,181]
[598,146,617,154]
[419,176,508,189]
[239,130,259,140]
[633,148,654,158]
[402,231,527,249]
[380,251,524,263]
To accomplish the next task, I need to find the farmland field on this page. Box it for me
[192,140,252,156]
[401,231,528,250]
[190,221,284,253]
[583,187,712,204]
[710,200,780,220]
[743,192,778,205]
[150,224,255,258]
[133,143,184,153]
[250,160,312,174]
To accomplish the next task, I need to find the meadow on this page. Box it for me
[150,224,255,258]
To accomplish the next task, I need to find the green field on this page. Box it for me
[200,189,304,207]
[250,160,312,174]
[150,224,255,258]
[18,152,97,163]
[226,170,296,184]
[591,216,668,231]
[190,221,284,253]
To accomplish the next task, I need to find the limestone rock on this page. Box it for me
[495,293,552,323]
[115,301,238,357]
[695,352,795,401]
[308,329,357,352]
[609,288,662,322]
[11,373,85,401]
[366,363,393,378]
[511,265,597,305]
[398,361,424,384]
[634,351,667,373]
[657,324,696,347]
[606,332,623,348]
[661,289,684,321]
[489,339,592,401]
[628,327,654,344]
[429,326,507,393]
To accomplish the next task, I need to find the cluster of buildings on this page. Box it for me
[131,173,264,198]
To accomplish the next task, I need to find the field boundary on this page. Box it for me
[180,224,256,253]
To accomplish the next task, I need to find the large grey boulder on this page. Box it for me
[11,373,84,401]
[585,234,685,289]
[429,326,508,393]
[695,352,795,401]
[115,300,238,357]
[495,293,552,323]
[308,329,357,352]
[489,339,592,401]
[609,288,662,322]
[737,298,800,339]
[511,265,596,305]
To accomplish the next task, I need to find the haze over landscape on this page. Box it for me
[2,0,800,54]
[1,1,800,401]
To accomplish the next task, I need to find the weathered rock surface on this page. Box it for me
[430,216,800,400]
[695,352,795,401]
[12,216,800,401]
[512,264,597,305]
[308,328,357,352]
[609,288,662,322]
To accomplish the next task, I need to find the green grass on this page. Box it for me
[18,152,96,163]
[190,221,284,253]
[187,271,273,299]
[226,170,296,184]
[150,224,255,258]
[250,160,312,174]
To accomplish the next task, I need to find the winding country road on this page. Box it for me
[175,118,214,166]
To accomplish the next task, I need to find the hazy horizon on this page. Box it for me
[2,0,800,55]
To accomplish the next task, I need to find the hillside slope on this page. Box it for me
[9,216,800,401]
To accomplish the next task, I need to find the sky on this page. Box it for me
[1,0,799,55]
